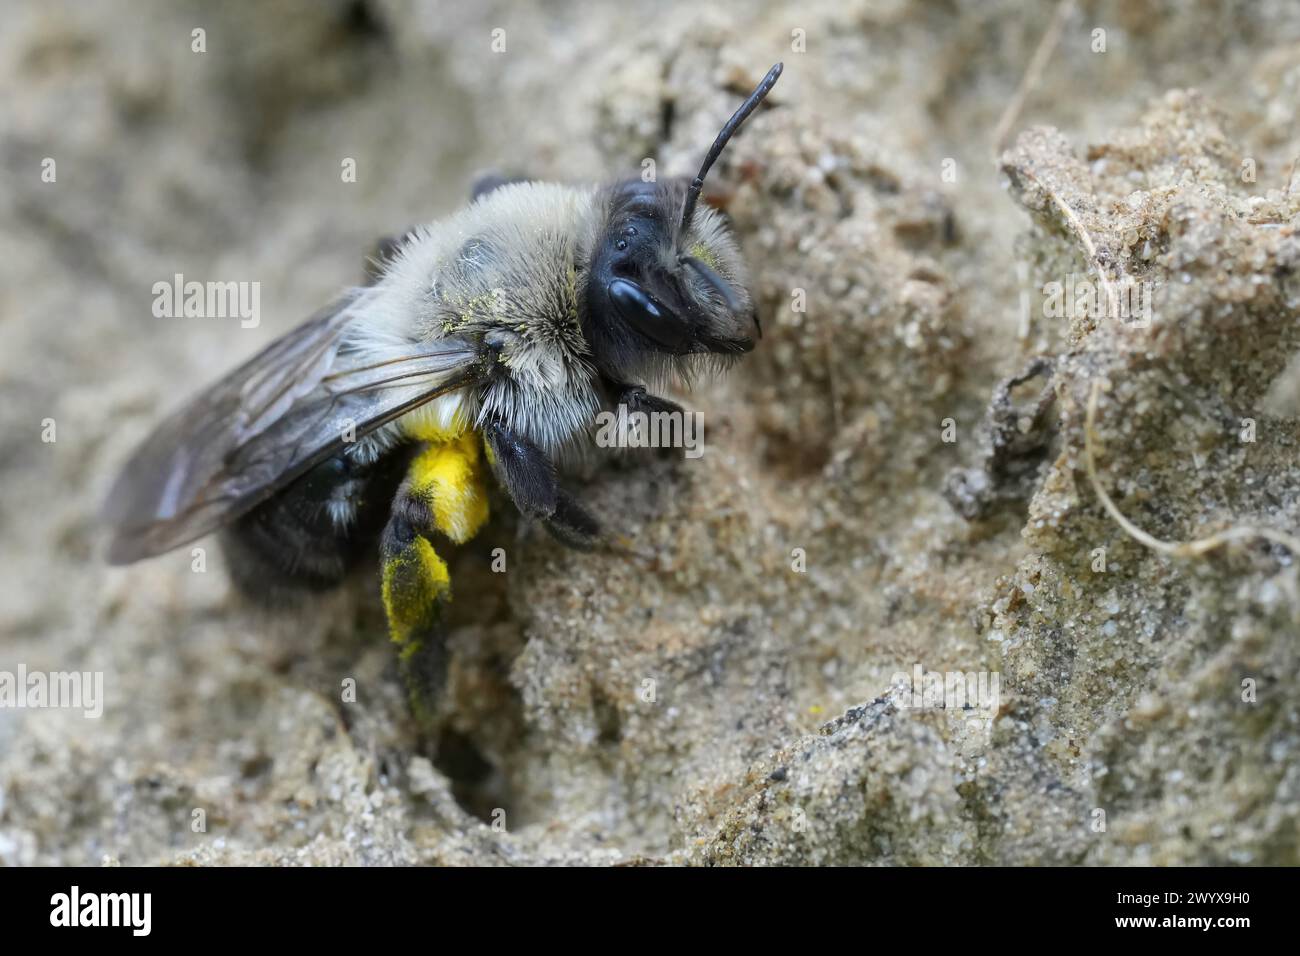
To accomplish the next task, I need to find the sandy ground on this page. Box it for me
[2,0,1300,864]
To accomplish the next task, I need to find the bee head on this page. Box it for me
[583,62,782,381]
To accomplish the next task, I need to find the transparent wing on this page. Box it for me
[104,293,489,563]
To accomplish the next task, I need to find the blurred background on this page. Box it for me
[2,0,1300,865]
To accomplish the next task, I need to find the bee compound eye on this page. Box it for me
[606,278,691,351]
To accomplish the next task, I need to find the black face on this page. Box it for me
[583,179,756,378]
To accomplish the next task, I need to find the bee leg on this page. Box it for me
[470,172,528,201]
[603,379,685,417]
[483,421,601,550]
[364,230,416,284]
[546,488,602,550]
[600,379,692,462]
[379,509,451,717]
[379,433,491,717]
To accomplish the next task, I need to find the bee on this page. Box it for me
[104,63,783,708]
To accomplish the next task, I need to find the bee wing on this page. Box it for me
[104,292,490,564]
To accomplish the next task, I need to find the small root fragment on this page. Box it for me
[990,0,1076,163]
[1084,379,1300,558]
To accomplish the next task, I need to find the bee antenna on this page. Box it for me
[678,62,783,234]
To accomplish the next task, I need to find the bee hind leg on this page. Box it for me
[379,433,490,717]
[470,172,529,201]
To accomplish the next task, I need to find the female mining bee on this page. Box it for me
[105,63,783,706]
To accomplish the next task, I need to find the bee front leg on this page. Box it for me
[603,378,685,417]
[483,421,600,550]
[379,433,491,717]
[601,378,691,462]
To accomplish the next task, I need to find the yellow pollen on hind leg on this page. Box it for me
[381,431,489,655]
[408,432,490,544]
[381,535,451,650]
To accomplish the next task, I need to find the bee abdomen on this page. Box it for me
[220,448,410,604]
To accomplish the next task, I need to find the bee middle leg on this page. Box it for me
[483,420,600,549]
[379,432,491,716]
